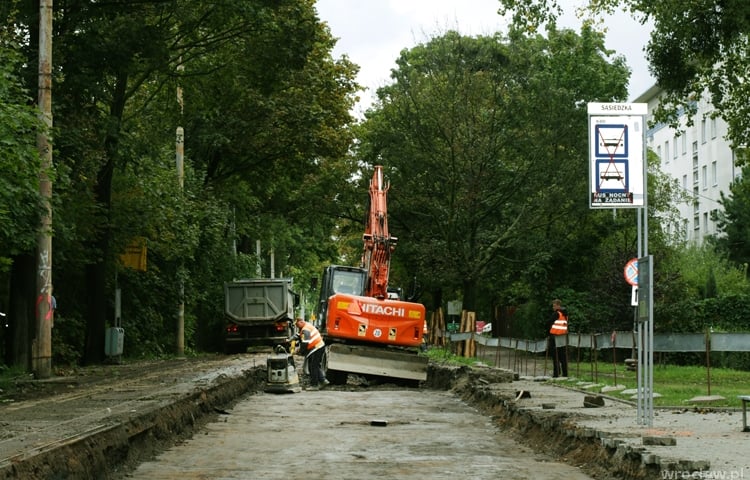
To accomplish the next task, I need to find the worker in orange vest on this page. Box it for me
[295,317,329,389]
[546,299,569,378]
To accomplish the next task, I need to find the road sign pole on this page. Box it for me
[589,102,652,426]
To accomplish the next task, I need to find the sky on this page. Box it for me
[315,0,656,118]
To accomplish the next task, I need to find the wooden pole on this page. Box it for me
[33,0,54,379]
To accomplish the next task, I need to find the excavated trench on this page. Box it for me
[5,362,657,480]
[428,365,657,479]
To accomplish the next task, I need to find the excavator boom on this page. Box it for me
[362,166,396,300]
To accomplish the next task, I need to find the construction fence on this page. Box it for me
[426,308,750,378]
[443,330,750,379]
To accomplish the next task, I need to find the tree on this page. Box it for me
[0,26,44,367]
[357,27,630,319]
[497,0,750,149]
[0,39,42,270]
[713,164,750,272]
[3,0,360,364]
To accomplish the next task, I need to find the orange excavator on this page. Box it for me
[314,166,428,384]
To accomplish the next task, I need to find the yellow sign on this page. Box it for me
[120,237,147,271]
[408,310,422,319]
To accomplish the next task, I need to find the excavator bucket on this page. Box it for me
[326,343,428,382]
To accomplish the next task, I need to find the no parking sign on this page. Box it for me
[624,258,638,286]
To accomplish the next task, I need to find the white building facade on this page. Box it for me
[634,85,740,243]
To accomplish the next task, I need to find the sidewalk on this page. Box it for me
[460,368,750,479]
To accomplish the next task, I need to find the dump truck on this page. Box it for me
[224,278,297,354]
[315,166,428,384]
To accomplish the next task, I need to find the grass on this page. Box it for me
[426,346,750,408]
[557,360,750,408]
[0,364,32,396]
[423,346,482,367]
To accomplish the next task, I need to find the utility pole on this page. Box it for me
[33,0,54,379]
[175,61,185,357]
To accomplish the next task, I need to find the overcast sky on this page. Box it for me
[315,0,655,118]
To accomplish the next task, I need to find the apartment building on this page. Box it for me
[634,85,740,243]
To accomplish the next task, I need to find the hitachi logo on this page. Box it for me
[361,303,405,316]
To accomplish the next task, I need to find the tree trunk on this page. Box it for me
[6,253,35,369]
[462,278,477,312]
[83,74,126,364]
[83,155,115,365]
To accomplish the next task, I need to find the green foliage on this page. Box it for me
[656,293,750,337]
[0,364,29,395]
[0,35,43,270]
[660,243,750,300]
[7,0,747,370]
[497,0,750,148]
[359,27,630,319]
[2,0,361,364]
[51,313,85,366]
[423,347,480,367]
[712,163,750,270]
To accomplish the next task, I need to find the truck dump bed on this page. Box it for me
[224,279,296,352]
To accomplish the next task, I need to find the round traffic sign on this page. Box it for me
[624,258,638,286]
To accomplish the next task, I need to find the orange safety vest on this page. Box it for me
[549,310,568,335]
[299,322,325,354]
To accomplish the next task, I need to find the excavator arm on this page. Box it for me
[361,165,397,300]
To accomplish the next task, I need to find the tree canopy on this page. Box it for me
[497,0,750,149]
[356,26,637,326]
[0,30,43,273]
[1,0,361,366]
[2,0,745,369]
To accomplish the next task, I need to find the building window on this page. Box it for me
[683,219,689,239]
[693,186,699,214]
[657,145,662,158]
[692,141,698,167]
[711,161,717,186]
[674,135,679,157]
[683,174,688,191]
[711,117,717,139]
[665,141,670,163]
[702,165,707,189]
[703,212,709,233]
[693,214,700,231]
[682,135,688,155]
[701,119,707,144]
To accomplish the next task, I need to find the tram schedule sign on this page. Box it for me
[588,103,647,209]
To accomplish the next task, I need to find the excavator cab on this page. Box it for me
[315,265,367,329]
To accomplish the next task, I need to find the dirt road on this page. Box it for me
[2,351,748,479]
[125,388,595,480]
